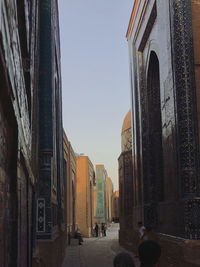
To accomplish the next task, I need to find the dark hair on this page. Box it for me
[139,240,161,265]
[145,226,152,231]
[113,252,135,267]
[138,221,143,225]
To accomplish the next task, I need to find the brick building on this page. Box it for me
[127,0,200,266]
[63,130,77,241]
[76,155,95,237]
[0,1,39,266]
[107,177,114,223]
[112,191,119,223]
[118,110,133,249]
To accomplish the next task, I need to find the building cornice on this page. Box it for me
[126,0,138,40]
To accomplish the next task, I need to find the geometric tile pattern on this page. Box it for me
[185,199,200,239]
[170,0,199,196]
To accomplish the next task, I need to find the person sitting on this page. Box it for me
[74,228,83,245]
[138,240,161,267]
[113,252,135,267]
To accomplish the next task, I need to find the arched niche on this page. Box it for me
[147,51,164,202]
[143,51,164,228]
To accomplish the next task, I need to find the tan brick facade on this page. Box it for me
[76,156,94,237]
[107,178,113,222]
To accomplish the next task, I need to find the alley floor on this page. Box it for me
[62,223,140,267]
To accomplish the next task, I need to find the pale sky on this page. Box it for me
[58,0,134,190]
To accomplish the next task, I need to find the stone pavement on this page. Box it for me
[62,223,140,267]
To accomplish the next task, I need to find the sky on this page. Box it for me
[58,0,134,190]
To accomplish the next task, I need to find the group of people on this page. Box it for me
[113,240,161,267]
[94,222,106,237]
[113,221,173,267]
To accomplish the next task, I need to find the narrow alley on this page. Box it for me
[62,223,139,267]
[1,1,200,267]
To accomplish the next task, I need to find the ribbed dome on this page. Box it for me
[121,110,131,134]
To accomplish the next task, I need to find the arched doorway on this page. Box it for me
[144,51,164,227]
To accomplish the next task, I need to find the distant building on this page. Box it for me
[112,191,119,223]
[118,110,133,248]
[63,131,76,242]
[95,165,108,223]
[93,187,97,224]
[107,177,114,223]
[76,156,95,237]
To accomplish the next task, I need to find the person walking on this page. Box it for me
[101,223,104,236]
[101,223,105,237]
[95,223,99,237]
[136,221,146,257]
[103,223,106,236]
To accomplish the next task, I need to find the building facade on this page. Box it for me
[76,156,94,237]
[127,0,200,266]
[63,130,76,243]
[34,0,65,266]
[0,1,39,266]
[118,110,134,249]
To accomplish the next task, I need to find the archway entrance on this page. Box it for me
[144,51,164,227]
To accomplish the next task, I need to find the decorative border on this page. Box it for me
[37,198,46,233]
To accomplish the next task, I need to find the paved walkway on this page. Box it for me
[62,223,140,267]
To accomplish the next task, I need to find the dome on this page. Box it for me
[121,110,131,134]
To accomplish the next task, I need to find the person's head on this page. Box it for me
[138,221,143,227]
[139,240,161,266]
[113,252,135,267]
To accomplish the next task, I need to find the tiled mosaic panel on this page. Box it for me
[37,199,45,232]
[185,199,200,239]
[39,0,53,151]
[170,0,199,195]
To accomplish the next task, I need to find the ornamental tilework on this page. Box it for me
[170,0,200,196]
[185,199,200,239]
